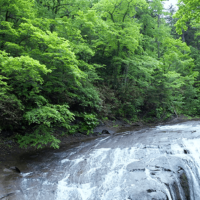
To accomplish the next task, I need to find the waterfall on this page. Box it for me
[2,121,200,200]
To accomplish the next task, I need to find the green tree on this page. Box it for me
[174,0,200,34]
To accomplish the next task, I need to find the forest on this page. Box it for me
[0,0,200,148]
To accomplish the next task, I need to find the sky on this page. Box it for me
[163,0,178,10]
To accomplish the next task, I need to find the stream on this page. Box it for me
[1,120,200,199]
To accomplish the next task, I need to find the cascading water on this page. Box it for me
[1,121,200,200]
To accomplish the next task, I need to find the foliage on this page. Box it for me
[1,0,200,148]
[24,104,74,128]
[16,125,61,149]
[75,112,99,135]
[174,0,200,34]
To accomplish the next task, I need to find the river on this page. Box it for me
[1,120,200,199]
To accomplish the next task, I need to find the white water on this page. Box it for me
[55,122,200,200]
[2,121,200,200]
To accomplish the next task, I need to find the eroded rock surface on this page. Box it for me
[1,121,200,199]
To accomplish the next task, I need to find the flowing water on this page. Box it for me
[1,120,200,199]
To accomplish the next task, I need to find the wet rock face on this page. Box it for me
[0,192,15,199]
[101,129,110,134]
[180,172,190,200]
[171,182,182,200]
[126,161,146,172]
[1,121,200,199]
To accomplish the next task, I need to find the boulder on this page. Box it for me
[10,166,21,173]
[102,130,110,134]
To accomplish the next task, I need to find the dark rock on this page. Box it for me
[171,182,182,200]
[10,166,21,173]
[73,133,83,137]
[0,193,15,199]
[180,172,190,200]
[93,132,100,136]
[147,189,156,193]
[163,168,172,172]
[184,149,190,154]
[178,167,184,173]
[102,130,110,134]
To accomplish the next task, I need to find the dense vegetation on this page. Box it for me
[1,0,200,148]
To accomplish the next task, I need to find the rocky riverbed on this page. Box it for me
[1,119,200,199]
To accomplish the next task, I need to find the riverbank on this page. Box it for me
[0,119,140,165]
[0,115,196,171]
